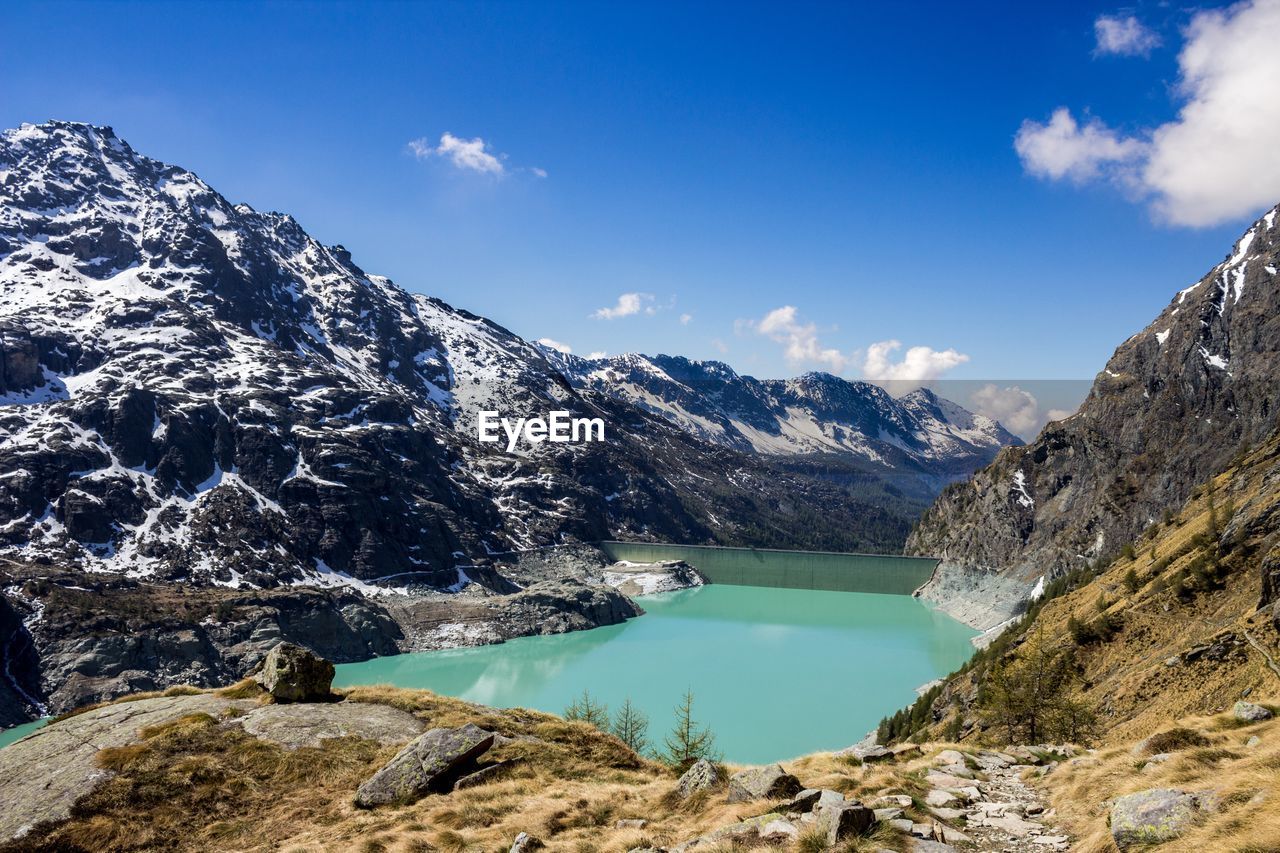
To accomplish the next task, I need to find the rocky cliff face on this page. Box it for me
[910,204,1280,628]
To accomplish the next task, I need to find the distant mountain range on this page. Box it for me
[0,121,1017,595]
[544,350,1019,484]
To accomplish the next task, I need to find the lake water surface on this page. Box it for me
[334,584,975,763]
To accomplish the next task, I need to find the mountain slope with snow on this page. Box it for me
[0,121,921,592]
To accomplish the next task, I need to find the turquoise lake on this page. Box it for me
[334,584,976,763]
[0,718,47,751]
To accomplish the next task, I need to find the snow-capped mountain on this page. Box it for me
[543,350,1020,483]
[0,121,925,589]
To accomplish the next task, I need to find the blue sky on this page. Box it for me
[2,0,1276,381]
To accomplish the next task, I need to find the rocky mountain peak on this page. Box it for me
[910,202,1280,628]
[0,121,932,590]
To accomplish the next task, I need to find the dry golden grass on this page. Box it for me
[2,681,985,853]
[1046,708,1280,852]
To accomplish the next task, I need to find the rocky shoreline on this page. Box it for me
[0,544,708,727]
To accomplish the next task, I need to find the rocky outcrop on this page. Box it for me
[725,764,802,803]
[1109,788,1207,848]
[1,568,404,719]
[0,693,257,841]
[354,723,496,807]
[601,560,705,597]
[233,701,423,749]
[676,758,722,798]
[911,204,1280,628]
[1233,701,1273,722]
[250,642,335,702]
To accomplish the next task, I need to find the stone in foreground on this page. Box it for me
[355,723,495,807]
[1109,788,1202,848]
[816,800,874,844]
[726,763,802,803]
[251,643,336,703]
[677,758,723,798]
[1233,701,1273,721]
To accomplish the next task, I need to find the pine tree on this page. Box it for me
[662,689,718,769]
[610,696,650,755]
[563,689,610,729]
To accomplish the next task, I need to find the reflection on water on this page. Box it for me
[335,585,976,763]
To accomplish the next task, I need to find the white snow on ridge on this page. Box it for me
[1156,329,1170,346]
[1011,470,1034,509]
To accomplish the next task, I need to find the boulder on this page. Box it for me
[816,801,874,844]
[874,807,903,822]
[1110,788,1202,848]
[676,758,722,798]
[510,832,544,853]
[925,790,957,807]
[726,764,802,803]
[1233,701,1273,721]
[841,743,894,762]
[933,749,967,767]
[251,643,334,703]
[615,819,648,830]
[355,723,495,807]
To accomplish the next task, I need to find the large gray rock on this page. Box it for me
[0,693,254,841]
[251,643,335,703]
[1233,701,1273,721]
[355,723,495,807]
[1110,788,1203,848]
[677,757,723,798]
[726,763,802,803]
[816,801,874,844]
[233,701,423,749]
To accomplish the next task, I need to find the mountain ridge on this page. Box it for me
[910,201,1280,629]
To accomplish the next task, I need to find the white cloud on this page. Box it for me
[1094,14,1161,57]
[409,132,506,175]
[591,292,655,320]
[531,167,548,178]
[711,338,729,354]
[1144,0,1280,225]
[586,351,607,360]
[1046,407,1077,422]
[679,313,693,325]
[1014,108,1145,182]
[862,340,969,381]
[1018,0,1280,227]
[969,384,1040,434]
[751,306,851,373]
[537,337,572,354]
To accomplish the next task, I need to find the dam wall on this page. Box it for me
[598,541,938,596]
